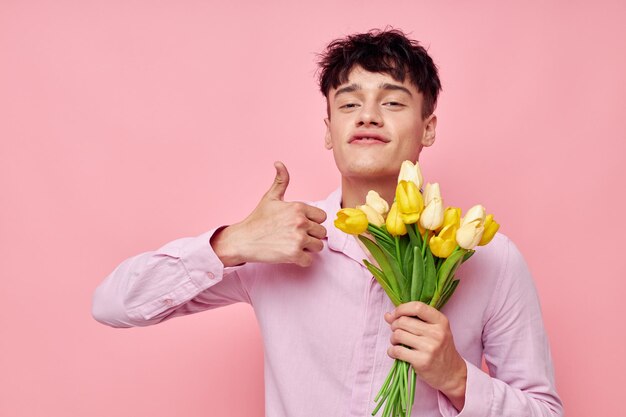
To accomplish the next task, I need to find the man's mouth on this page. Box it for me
[349,133,390,144]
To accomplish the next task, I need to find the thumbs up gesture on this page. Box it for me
[211,162,328,267]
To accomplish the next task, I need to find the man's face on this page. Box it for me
[324,65,437,181]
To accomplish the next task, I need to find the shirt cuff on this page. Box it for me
[179,225,247,290]
[438,358,493,417]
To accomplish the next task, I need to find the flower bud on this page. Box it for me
[461,205,486,227]
[334,208,368,235]
[419,198,444,231]
[396,180,424,224]
[397,160,423,190]
[365,190,389,216]
[456,220,485,249]
[423,183,441,206]
[385,202,407,236]
[436,207,461,233]
[429,224,458,258]
[479,214,500,246]
[358,204,385,227]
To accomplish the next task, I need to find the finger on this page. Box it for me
[391,301,444,324]
[295,252,312,267]
[264,161,290,201]
[304,205,327,224]
[303,236,324,253]
[390,315,428,336]
[307,221,327,240]
[390,328,421,350]
[388,344,426,363]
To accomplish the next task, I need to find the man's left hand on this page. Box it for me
[384,301,467,411]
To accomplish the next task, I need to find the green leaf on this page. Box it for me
[410,246,424,301]
[430,249,466,307]
[420,245,437,304]
[368,224,395,246]
[436,279,460,309]
[437,249,466,289]
[462,249,475,262]
[364,259,402,306]
[402,240,414,280]
[358,235,401,296]
[406,222,422,248]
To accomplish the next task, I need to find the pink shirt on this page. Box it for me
[92,187,563,417]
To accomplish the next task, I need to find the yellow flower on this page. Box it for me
[334,208,368,235]
[479,214,500,246]
[385,202,407,236]
[365,190,390,216]
[396,180,424,224]
[443,207,461,227]
[436,207,461,233]
[358,204,385,227]
[397,160,423,190]
[419,197,444,230]
[429,223,458,258]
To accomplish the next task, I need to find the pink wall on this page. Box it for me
[1,1,624,416]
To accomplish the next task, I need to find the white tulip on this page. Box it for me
[358,204,385,227]
[397,160,423,190]
[419,197,444,230]
[423,183,441,206]
[365,190,390,216]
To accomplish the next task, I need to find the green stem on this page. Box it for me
[421,230,430,257]
[395,236,401,262]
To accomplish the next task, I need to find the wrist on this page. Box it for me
[440,358,467,411]
[210,224,246,267]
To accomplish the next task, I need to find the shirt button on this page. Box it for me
[207,272,216,279]
[163,299,173,306]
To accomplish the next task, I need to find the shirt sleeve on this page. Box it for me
[437,237,564,417]
[91,226,251,328]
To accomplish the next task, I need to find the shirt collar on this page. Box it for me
[317,187,369,267]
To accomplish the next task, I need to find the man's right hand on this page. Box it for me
[210,161,328,267]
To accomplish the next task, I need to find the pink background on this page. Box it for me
[1,1,624,416]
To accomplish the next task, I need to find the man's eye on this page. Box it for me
[340,103,359,109]
[384,102,404,107]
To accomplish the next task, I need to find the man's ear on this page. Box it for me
[324,118,333,150]
[421,114,437,147]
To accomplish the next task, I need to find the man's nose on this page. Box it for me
[356,102,383,127]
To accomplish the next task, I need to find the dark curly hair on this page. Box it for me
[317,28,442,119]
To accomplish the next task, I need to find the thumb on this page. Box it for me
[265,161,290,201]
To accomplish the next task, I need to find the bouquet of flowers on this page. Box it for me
[334,160,500,417]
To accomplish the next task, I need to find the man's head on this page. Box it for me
[316,28,442,183]
[317,28,442,120]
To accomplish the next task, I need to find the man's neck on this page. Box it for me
[340,175,397,209]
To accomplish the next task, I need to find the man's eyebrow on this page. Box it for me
[379,83,413,97]
[334,83,361,98]
[333,82,413,99]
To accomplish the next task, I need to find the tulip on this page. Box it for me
[456,220,485,249]
[365,190,390,216]
[461,204,486,227]
[479,214,500,246]
[429,223,458,258]
[436,207,461,233]
[358,204,385,227]
[385,202,407,236]
[397,160,423,190]
[396,180,424,224]
[419,197,444,230]
[422,183,441,206]
[334,208,369,235]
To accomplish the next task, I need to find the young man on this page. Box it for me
[92,29,563,416]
